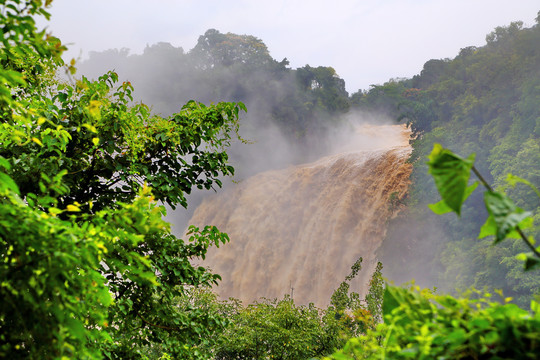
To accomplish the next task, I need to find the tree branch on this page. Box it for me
[139,315,180,331]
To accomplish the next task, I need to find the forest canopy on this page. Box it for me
[1,1,539,359]
[0,2,245,358]
[378,16,540,308]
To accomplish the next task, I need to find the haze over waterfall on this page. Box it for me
[188,124,412,306]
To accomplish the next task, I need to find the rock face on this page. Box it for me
[187,124,412,306]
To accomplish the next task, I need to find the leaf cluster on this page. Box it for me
[329,285,540,359]
[0,1,245,358]
[427,144,540,270]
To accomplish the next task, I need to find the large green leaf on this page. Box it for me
[483,191,532,243]
[0,172,20,195]
[479,214,533,239]
[429,182,478,215]
[427,144,476,216]
[381,286,400,316]
[516,252,540,271]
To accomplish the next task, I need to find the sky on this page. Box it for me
[37,0,539,93]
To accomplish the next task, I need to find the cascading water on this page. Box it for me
[187,124,412,306]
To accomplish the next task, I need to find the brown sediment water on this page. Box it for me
[187,124,412,306]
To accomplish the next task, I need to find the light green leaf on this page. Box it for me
[428,199,453,215]
[66,204,81,212]
[0,156,11,170]
[506,173,540,198]
[484,191,532,243]
[82,123,98,133]
[66,318,86,340]
[0,173,20,195]
[531,300,540,314]
[479,215,497,238]
[32,137,43,146]
[97,287,112,306]
[87,100,102,120]
[427,144,475,216]
[48,207,63,215]
[429,182,478,215]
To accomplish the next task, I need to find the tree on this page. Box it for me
[214,296,346,360]
[0,1,245,358]
[350,80,409,121]
[191,29,273,69]
[295,65,349,113]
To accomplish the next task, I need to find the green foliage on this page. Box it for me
[296,65,350,113]
[136,287,230,359]
[2,69,243,212]
[0,0,65,111]
[215,296,343,360]
[329,258,385,336]
[350,81,407,119]
[330,258,364,314]
[0,1,245,358]
[191,29,274,69]
[364,262,384,324]
[213,260,385,359]
[328,285,540,359]
[379,16,540,305]
[329,105,540,360]
[345,20,540,355]
[427,144,539,270]
[427,143,477,215]
[0,172,111,358]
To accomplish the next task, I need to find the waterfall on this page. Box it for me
[187,124,412,306]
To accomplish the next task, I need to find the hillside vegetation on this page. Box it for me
[375,16,540,308]
[1,1,539,358]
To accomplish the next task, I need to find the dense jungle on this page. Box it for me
[0,1,539,359]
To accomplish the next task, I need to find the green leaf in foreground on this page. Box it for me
[427,143,476,216]
[483,191,532,244]
[516,253,540,271]
[382,286,400,317]
[429,182,478,215]
[0,172,20,195]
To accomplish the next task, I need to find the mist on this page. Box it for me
[74,32,427,302]
[75,32,351,224]
[73,16,540,306]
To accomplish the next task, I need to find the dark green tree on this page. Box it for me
[0,1,245,358]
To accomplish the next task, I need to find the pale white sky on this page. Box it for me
[38,0,539,93]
